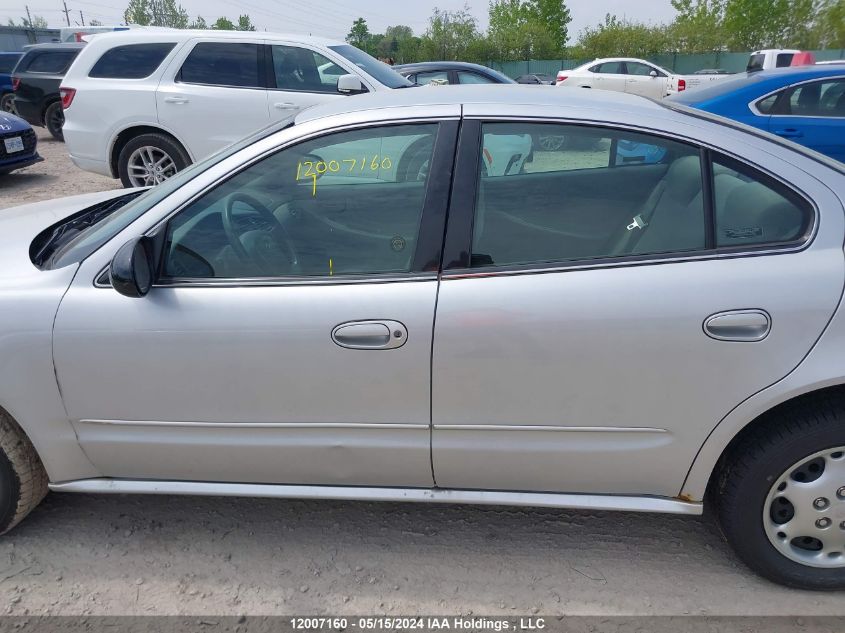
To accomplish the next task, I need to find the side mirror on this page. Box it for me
[110,236,154,298]
[649,70,658,78]
[337,74,367,95]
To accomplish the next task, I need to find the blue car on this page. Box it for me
[0,52,23,114]
[0,111,42,174]
[668,66,845,162]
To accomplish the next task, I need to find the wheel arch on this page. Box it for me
[109,125,192,179]
[683,381,845,503]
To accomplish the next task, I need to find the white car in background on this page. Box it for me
[556,58,673,99]
[61,30,412,187]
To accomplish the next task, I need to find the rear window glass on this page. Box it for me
[89,43,176,79]
[0,54,21,73]
[776,53,795,68]
[23,50,78,74]
[179,42,261,88]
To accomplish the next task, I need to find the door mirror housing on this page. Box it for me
[337,74,367,95]
[649,70,658,78]
[110,237,154,298]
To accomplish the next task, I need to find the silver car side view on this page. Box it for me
[1,86,844,590]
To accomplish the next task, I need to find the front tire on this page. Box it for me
[0,411,48,534]
[117,133,190,188]
[44,101,64,141]
[716,397,845,589]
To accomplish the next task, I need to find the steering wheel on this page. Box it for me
[222,192,299,275]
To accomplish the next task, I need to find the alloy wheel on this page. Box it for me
[127,146,178,187]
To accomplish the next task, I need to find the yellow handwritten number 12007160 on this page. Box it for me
[296,156,393,197]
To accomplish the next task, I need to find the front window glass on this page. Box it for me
[327,44,412,89]
[471,123,705,268]
[179,42,261,88]
[627,62,656,76]
[272,45,343,93]
[162,124,438,279]
[413,70,450,85]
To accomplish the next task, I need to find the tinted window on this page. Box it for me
[24,51,77,74]
[0,54,21,73]
[179,42,261,88]
[776,53,795,68]
[756,93,779,114]
[595,62,626,74]
[780,80,845,117]
[747,54,765,72]
[471,123,705,268]
[458,71,495,84]
[414,70,450,85]
[163,124,438,279]
[713,155,811,247]
[272,45,342,93]
[628,62,659,76]
[328,44,412,89]
[89,43,176,79]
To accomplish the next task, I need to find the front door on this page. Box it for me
[53,121,457,487]
[266,44,348,122]
[431,119,843,498]
[157,39,269,161]
[624,61,667,98]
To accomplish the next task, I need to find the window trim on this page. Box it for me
[749,74,845,118]
[441,116,818,277]
[143,118,459,287]
[175,41,266,90]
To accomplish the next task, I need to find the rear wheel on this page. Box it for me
[0,411,48,535]
[1,93,16,115]
[44,101,64,141]
[716,399,845,589]
[117,133,191,188]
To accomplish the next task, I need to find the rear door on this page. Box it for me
[767,78,845,162]
[591,61,627,92]
[431,115,844,498]
[156,39,269,161]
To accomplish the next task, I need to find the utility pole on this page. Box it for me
[61,0,72,26]
[25,5,32,26]
[79,10,84,26]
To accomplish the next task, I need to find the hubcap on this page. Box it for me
[764,447,845,568]
[127,146,177,187]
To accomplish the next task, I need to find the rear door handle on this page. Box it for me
[164,96,189,104]
[773,128,803,139]
[332,320,408,350]
[704,310,771,342]
[274,102,298,110]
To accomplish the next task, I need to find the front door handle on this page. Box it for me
[274,102,298,110]
[704,310,771,342]
[773,128,803,139]
[164,96,189,104]
[332,320,408,350]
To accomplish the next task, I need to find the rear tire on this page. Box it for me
[1,93,17,115]
[715,397,845,590]
[117,133,191,188]
[44,101,64,141]
[0,411,48,535]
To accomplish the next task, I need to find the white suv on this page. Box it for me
[61,30,411,187]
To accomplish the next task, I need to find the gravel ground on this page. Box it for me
[0,129,843,618]
[0,128,120,207]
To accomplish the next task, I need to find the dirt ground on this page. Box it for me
[0,130,844,618]
[0,129,120,206]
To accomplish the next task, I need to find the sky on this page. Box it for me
[1,0,677,42]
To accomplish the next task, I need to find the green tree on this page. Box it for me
[578,13,672,59]
[236,14,256,31]
[124,0,151,25]
[525,0,571,48]
[722,0,793,49]
[418,5,482,62]
[189,15,207,29]
[212,16,235,30]
[347,17,371,49]
[488,1,560,60]
[668,0,725,53]
[811,0,845,48]
[380,25,417,62]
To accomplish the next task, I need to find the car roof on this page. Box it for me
[83,29,344,47]
[22,42,86,52]
[394,61,498,73]
[296,83,662,124]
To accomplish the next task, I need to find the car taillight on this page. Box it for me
[60,87,76,109]
[677,78,686,92]
[12,77,19,91]
[556,73,568,84]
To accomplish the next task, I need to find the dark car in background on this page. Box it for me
[394,61,515,85]
[0,52,23,114]
[13,43,84,141]
[0,111,42,174]
[516,73,556,85]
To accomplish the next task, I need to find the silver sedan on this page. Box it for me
[1,86,844,590]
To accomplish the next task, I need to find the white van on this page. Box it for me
[61,30,411,186]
